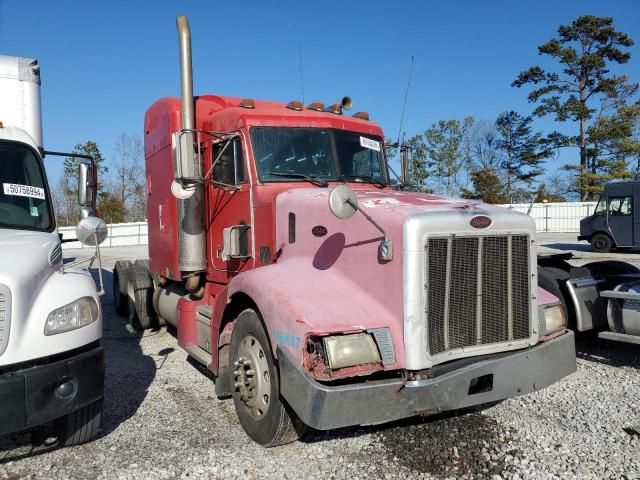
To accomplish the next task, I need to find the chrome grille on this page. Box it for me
[0,285,9,356]
[426,234,531,356]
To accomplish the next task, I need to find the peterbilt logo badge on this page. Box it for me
[470,215,492,229]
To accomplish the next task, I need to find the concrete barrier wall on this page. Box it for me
[497,202,597,233]
[58,201,596,248]
[59,222,148,249]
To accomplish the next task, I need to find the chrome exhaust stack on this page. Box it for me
[175,14,206,278]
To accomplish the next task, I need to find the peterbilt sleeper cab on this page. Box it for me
[112,16,576,448]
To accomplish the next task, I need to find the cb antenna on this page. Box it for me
[299,40,305,104]
[397,55,414,145]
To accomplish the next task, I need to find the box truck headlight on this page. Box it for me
[539,304,567,336]
[323,333,381,369]
[45,297,99,335]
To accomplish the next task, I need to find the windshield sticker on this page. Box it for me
[30,206,39,217]
[360,137,380,151]
[3,183,45,200]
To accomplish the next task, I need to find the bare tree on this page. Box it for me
[469,120,500,170]
[113,133,146,221]
[52,174,80,227]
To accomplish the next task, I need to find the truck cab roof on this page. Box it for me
[0,125,40,154]
[144,95,383,158]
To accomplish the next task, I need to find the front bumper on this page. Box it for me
[279,331,576,430]
[0,345,104,436]
[577,235,589,241]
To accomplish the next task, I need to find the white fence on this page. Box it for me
[498,202,596,233]
[59,222,148,249]
[57,202,596,248]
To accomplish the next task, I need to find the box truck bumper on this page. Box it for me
[279,331,575,431]
[0,344,104,436]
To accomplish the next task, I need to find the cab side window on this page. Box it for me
[213,137,246,185]
[608,196,632,216]
[594,197,606,216]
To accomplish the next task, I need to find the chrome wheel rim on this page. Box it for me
[233,334,271,418]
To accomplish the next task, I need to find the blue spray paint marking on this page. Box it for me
[273,329,301,349]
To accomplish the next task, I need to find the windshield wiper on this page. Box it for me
[338,174,386,188]
[268,171,329,187]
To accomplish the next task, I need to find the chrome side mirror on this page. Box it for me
[222,225,251,260]
[327,185,393,261]
[78,161,97,215]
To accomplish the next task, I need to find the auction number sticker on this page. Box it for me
[360,136,381,152]
[3,183,45,200]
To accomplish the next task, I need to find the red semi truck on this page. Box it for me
[114,15,576,446]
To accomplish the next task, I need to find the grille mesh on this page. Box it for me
[426,235,531,356]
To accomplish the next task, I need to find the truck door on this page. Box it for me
[607,195,633,246]
[207,135,254,281]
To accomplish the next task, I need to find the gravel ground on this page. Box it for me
[1,237,640,479]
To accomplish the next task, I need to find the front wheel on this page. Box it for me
[229,309,304,447]
[113,260,132,317]
[53,398,103,446]
[591,233,613,253]
[127,264,154,331]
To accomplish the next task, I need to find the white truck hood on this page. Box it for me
[0,229,59,287]
[0,228,102,365]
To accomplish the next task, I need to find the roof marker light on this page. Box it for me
[286,100,304,111]
[325,103,343,115]
[307,102,325,112]
[239,98,255,109]
[352,112,370,121]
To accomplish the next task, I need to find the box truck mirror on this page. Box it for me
[78,161,97,214]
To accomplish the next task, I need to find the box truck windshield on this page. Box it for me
[0,140,53,231]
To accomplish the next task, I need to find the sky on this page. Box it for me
[0,0,639,186]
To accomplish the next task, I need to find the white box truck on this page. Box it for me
[0,55,107,446]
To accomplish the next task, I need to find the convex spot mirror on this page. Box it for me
[76,216,108,246]
[328,185,358,219]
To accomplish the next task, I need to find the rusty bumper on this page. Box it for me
[278,330,575,430]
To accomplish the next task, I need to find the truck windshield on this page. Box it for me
[251,127,388,185]
[0,141,53,231]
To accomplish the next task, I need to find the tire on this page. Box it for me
[591,233,613,253]
[583,260,640,276]
[54,398,102,447]
[134,259,166,328]
[127,263,154,331]
[113,260,132,317]
[230,309,304,447]
[538,266,574,328]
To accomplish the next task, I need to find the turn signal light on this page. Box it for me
[286,100,304,111]
[352,111,370,121]
[307,102,325,111]
[239,98,255,109]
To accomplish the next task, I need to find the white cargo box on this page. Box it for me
[0,55,42,149]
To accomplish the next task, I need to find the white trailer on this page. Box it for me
[0,55,107,446]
